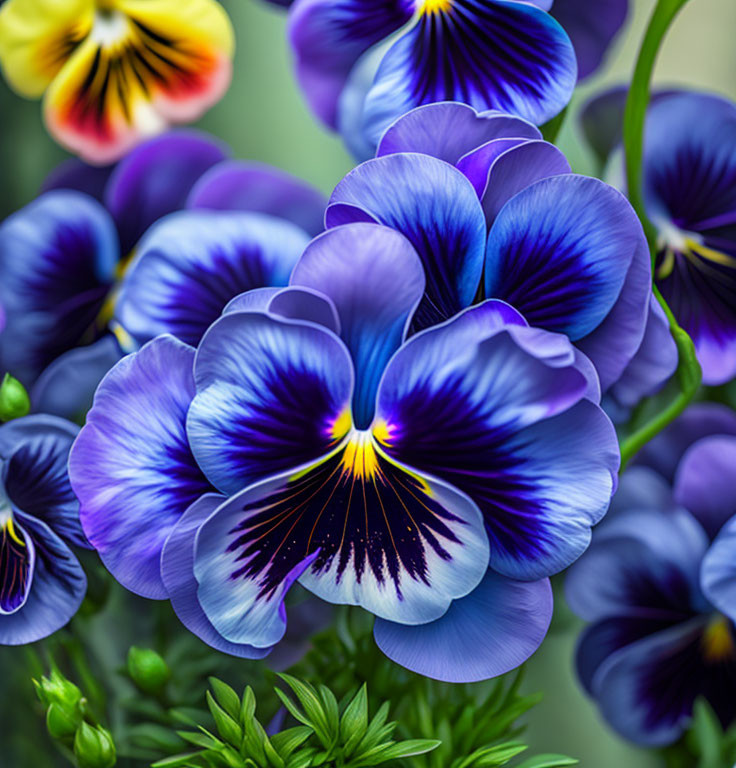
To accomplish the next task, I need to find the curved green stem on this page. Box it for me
[619,0,702,471]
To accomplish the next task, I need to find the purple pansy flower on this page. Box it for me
[566,403,736,746]
[0,415,88,645]
[70,222,619,680]
[326,101,650,393]
[283,0,577,155]
[0,130,325,421]
[582,90,736,386]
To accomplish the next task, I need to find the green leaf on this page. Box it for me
[515,756,579,768]
[456,741,527,768]
[177,728,224,750]
[151,752,208,768]
[277,675,332,746]
[271,726,314,759]
[207,692,244,748]
[340,685,369,751]
[209,678,242,722]
[690,698,724,768]
[241,687,257,724]
[317,684,340,739]
[373,739,441,762]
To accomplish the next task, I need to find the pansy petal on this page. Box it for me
[376,310,618,580]
[188,311,354,496]
[376,102,540,165]
[0,415,84,548]
[565,508,708,623]
[287,0,414,129]
[591,618,736,746]
[458,139,571,225]
[116,211,309,347]
[0,509,35,615]
[0,512,86,645]
[607,466,674,519]
[486,175,642,344]
[105,131,228,254]
[268,287,341,336]
[0,0,94,98]
[328,154,486,331]
[550,0,628,80]
[290,224,424,428]
[43,0,234,164]
[194,450,488,646]
[188,160,328,238]
[69,335,213,599]
[701,516,736,624]
[31,335,125,423]
[0,191,118,385]
[161,494,272,658]
[674,436,736,540]
[374,570,551,682]
[41,158,115,203]
[361,0,576,145]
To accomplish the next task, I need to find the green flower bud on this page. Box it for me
[35,669,83,709]
[127,646,170,695]
[46,702,82,741]
[0,373,31,422]
[74,723,116,768]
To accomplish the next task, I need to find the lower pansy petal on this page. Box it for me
[374,570,551,682]
[361,0,576,145]
[161,494,272,659]
[188,311,354,496]
[0,512,86,645]
[290,224,424,428]
[43,0,234,164]
[188,160,328,238]
[0,191,118,385]
[0,508,35,615]
[0,415,84,548]
[701,516,736,624]
[328,154,486,331]
[485,175,641,343]
[69,335,213,599]
[194,444,488,647]
[116,211,309,347]
[376,102,540,165]
[105,131,228,254]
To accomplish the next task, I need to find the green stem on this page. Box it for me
[618,0,701,471]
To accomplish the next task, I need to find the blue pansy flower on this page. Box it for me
[69,222,619,681]
[284,0,577,154]
[0,415,88,645]
[327,101,650,392]
[581,90,736,386]
[566,403,736,746]
[0,130,326,421]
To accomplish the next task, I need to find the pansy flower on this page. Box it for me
[0,130,325,420]
[0,415,88,645]
[327,101,650,393]
[0,0,234,163]
[566,403,736,745]
[70,221,619,680]
[581,90,736,386]
[281,0,576,154]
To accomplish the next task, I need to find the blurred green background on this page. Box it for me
[1,0,735,765]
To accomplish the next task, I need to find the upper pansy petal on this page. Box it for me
[361,0,576,146]
[194,447,488,646]
[550,0,628,80]
[374,570,551,682]
[267,287,341,337]
[290,224,424,428]
[376,102,540,165]
[161,493,272,658]
[486,175,642,343]
[287,0,414,129]
[69,335,213,599]
[116,211,309,347]
[0,512,86,645]
[458,139,571,226]
[673,436,736,540]
[328,154,486,331]
[0,415,85,548]
[0,0,94,98]
[376,309,618,580]
[188,160,328,238]
[0,191,118,385]
[43,0,234,164]
[105,131,229,254]
[188,311,354,496]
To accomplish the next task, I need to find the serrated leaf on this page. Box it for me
[208,692,244,747]
[209,679,241,722]
[515,755,579,768]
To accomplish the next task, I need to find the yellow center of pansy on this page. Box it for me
[419,0,452,14]
[702,615,735,663]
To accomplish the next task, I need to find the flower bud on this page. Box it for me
[0,373,31,422]
[73,723,116,768]
[46,702,82,741]
[127,646,170,695]
[35,669,83,709]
